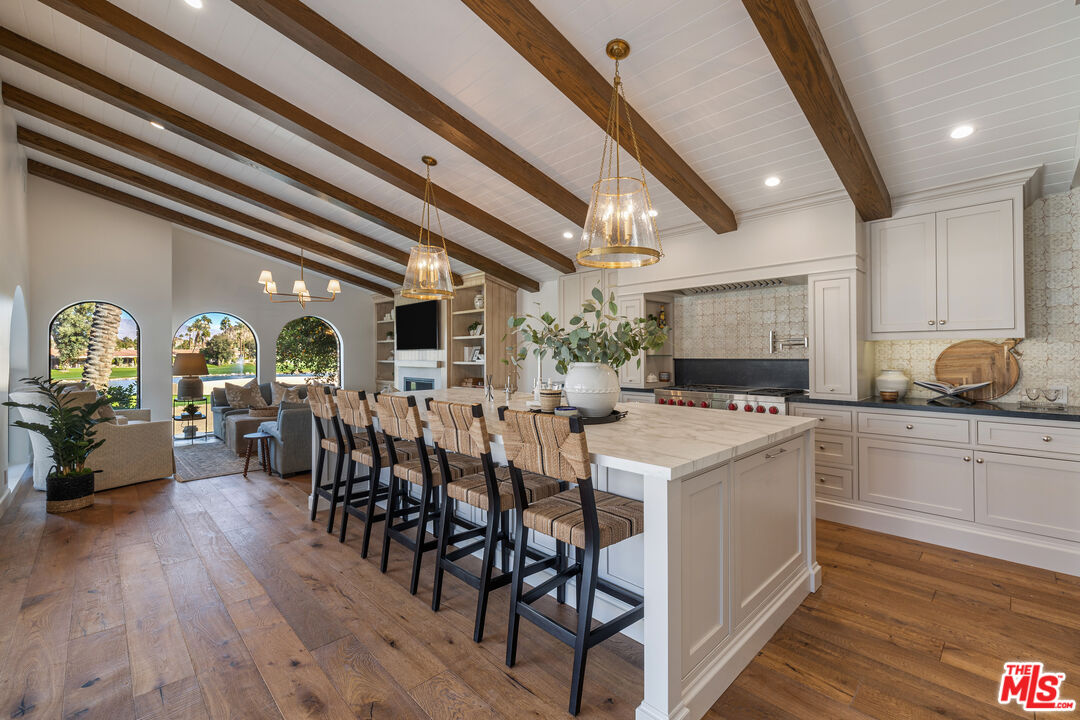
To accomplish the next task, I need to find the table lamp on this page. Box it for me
[173,352,209,400]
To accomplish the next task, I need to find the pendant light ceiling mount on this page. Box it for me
[401,155,455,300]
[577,38,662,270]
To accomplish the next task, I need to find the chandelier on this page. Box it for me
[401,155,455,300]
[577,39,662,269]
[257,249,340,308]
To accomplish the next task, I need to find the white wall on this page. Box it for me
[514,279,561,392]
[28,177,174,420]
[0,101,30,501]
[171,228,374,391]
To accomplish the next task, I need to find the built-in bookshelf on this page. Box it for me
[373,296,395,391]
[447,274,517,390]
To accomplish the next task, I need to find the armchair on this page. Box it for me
[258,402,311,476]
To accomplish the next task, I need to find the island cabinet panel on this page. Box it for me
[601,467,645,593]
[732,437,806,626]
[679,467,729,676]
[975,451,1080,543]
[858,438,975,520]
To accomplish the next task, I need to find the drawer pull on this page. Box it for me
[817,476,826,483]
[1043,436,1052,442]
[764,448,787,460]
[817,417,826,422]
[939,320,946,325]
[963,456,971,462]
[975,458,984,464]
[818,444,826,450]
[905,424,914,430]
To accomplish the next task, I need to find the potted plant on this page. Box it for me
[4,377,110,512]
[468,320,483,336]
[505,289,667,417]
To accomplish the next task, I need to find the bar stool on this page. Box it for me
[500,408,645,716]
[335,390,390,555]
[307,387,343,527]
[376,394,484,595]
[428,400,565,642]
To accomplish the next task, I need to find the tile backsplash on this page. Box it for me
[874,187,1080,402]
[674,284,808,359]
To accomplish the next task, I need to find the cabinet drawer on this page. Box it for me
[977,421,1080,456]
[813,465,852,499]
[858,411,969,444]
[793,406,852,432]
[814,432,853,466]
[858,438,974,520]
[975,451,1080,543]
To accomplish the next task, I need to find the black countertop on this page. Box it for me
[788,394,1080,423]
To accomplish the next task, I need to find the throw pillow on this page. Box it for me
[224,379,259,408]
[272,381,302,405]
[94,403,117,422]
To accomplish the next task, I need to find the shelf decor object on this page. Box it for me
[256,249,340,308]
[577,38,662,269]
[402,156,454,300]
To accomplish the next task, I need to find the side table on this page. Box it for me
[243,431,273,477]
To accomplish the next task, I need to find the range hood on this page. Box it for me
[678,276,806,295]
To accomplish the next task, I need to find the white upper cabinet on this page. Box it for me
[869,199,1023,339]
[617,295,644,387]
[808,270,869,401]
[558,269,608,325]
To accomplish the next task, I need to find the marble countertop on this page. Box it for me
[402,388,817,480]
[789,394,1080,423]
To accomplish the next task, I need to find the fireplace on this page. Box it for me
[403,376,435,392]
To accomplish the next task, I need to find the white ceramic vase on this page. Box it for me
[875,369,909,398]
[563,362,620,418]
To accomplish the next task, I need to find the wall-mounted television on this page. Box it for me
[395,300,440,350]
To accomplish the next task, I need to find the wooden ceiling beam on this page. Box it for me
[26,160,393,295]
[34,0,567,282]
[0,26,571,278]
[461,0,737,234]
[742,0,891,220]
[231,0,588,231]
[17,126,405,287]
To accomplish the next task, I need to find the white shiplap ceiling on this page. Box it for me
[0,0,1077,293]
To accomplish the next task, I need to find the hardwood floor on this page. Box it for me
[0,469,1077,719]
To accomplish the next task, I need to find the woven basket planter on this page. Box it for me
[45,472,94,513]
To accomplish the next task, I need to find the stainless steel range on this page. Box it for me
[654,384,806,415]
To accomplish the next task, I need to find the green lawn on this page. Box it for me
[51,362,255,381]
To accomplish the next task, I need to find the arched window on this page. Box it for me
[49,301,140,408]
[173,313,257,396]
[276,316,340,384]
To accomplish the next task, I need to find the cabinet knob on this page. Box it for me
[818,445,826,450]
[976,458,984,464]
[905,424,914,429]
[1043,435,1052,442]
[928,320,935,326]
[963,456,971,462]
[818,477,825,483]
[817,417,826,422]
[938,320,946,325]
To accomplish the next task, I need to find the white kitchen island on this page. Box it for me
[375,389,821,720]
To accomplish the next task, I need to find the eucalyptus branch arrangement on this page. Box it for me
[504,288,668,375]
[3,376,110,479]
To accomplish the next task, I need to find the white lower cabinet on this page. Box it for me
[975,451,1080,543]
[732,437,805,625]
[858,437,974,520]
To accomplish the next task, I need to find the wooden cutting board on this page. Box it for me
[933,339,1022,401]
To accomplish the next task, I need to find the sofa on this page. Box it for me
[9,389,175,492]
[211,383,311,467]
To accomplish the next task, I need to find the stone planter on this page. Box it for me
[46,471,94,513]
[564,362,620,418]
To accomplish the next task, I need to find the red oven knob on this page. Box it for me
[756,405,765,413]
[769,406,779,414]
[700,401,709,408]
[677,400,685,406]
[744,404,753,412]
[656,398,665,404]
[686,400,695,407]
[728,403,737,411]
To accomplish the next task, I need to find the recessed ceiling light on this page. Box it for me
[764,176,781,187]
[184,0,203,8]
[950,124,974,140]
[149,120,165,130]
[562,231,574,239]
[647,208,658,217]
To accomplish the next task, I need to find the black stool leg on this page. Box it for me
[360,467,380,559]
[505,509,528,667]
[326,450,344,534]
[569,543,599,716]
[309,444,326,522]
[556,540,568,604]
[380,475,399,574]
[409,480,434,595]
[472,506,499,642]
[431,484,453,612]
[500,510,511,573]
[338,455,357,543]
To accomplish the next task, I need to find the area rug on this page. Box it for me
[174,439,248,482]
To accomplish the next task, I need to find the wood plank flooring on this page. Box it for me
[0,468,1077,719]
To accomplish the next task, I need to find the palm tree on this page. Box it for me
[187,315,213,350]
[82,303,122,391]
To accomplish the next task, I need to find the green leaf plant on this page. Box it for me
[3,376,110,479]
[503,289,668,375]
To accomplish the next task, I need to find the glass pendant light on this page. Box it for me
[577,39,662,269]
[401,156,455,299]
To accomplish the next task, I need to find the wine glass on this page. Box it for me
[1024,388,1041,403]
[1042,388,1061,404]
